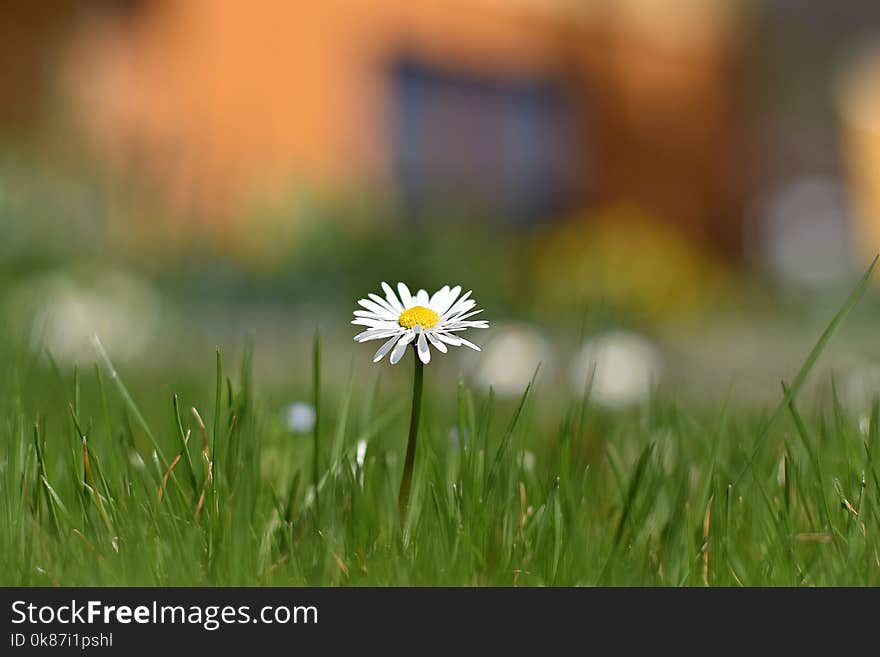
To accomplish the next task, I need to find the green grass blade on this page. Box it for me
[734,255,878,487]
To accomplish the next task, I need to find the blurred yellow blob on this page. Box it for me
[530,205,728,324]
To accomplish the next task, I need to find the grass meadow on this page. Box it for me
[1,263,879,587]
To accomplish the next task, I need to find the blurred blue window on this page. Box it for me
[391,60,585,225]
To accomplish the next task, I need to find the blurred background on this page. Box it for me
[5,0,880,416]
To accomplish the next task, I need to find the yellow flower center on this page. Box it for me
[398,305,439,330]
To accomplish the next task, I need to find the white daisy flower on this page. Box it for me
[352,282,488,365]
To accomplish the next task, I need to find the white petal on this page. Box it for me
[390,332,415,364]
[417,332,431,364]
[452,308,484,321]
[444,299,476,320]
[382,282,404,313]
[442,291,473,319]
[373,335,400,362]
[436,285,461,315]
[416,289,430,306]
[429,285,450,312]
[368,293,397,315]
[354,328,403,342]
[443,320,488,330]
[397,282,414,308]
[353,310,387,320]
[435,332,462,346]
[426,331,447,353]
[358,298,397,319]
[352,318,395,328]
[457,336,481,351]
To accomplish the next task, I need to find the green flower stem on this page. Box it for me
[398,349,424,519]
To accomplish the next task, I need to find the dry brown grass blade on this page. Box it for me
[81,436,112,532]
[702,494,713,586]
[795,532,834,543]
[156,430,189,509]
[191,407,214,526]
[191,406,210,455]
[194,460,213,527]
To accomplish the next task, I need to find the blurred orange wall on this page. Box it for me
[64,0,745,248]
